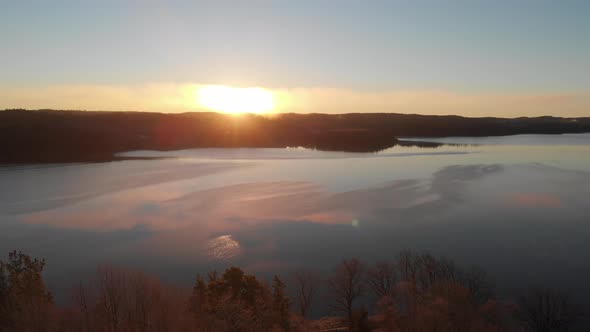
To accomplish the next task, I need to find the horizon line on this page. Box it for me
[3,108,589,121]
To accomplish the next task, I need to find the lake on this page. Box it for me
[2,134,590,305]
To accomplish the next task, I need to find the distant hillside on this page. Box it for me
[2,109,590,163]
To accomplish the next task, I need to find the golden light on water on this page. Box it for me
[207,235,241,260]
[196,85,275,115]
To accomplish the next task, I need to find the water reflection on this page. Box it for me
[207,235,241,260]
[2,135,590,305]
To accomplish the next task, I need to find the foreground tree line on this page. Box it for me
[0,250,584,332]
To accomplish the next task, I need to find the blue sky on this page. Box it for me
[1,1,589,116]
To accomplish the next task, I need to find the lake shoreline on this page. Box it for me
[3,109,590,164]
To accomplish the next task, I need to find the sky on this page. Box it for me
[1,0,589,117]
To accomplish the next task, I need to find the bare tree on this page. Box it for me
[96,265,127,332]
[461,265,494,305]
[436,257,461,283]
[72,265,193,332]
[272,275,290,331]
[367,261,397,299]
[293,269,316,317]
[328,258,366,327]
[72,281,95,332]
[397,251,419,290]
[519,287,582,332]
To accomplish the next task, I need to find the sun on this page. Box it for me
[196,85,275,115]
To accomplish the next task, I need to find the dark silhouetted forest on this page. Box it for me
[0,250,585,331]
[2,109,590,163]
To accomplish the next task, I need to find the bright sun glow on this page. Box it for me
[196,85,275,114]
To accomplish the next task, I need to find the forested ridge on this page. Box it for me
[2,109,590,163]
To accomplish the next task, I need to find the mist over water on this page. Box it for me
[2,134,590,305]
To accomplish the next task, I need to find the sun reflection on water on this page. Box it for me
[207,235,241,260]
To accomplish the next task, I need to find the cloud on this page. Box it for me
[1,83,589,117]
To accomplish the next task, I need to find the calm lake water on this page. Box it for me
[2,134,590,304]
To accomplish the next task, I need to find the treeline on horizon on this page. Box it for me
[2,109,590,163]
[0,250,585,332]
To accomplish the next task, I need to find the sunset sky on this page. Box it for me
[2,1,589,117]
